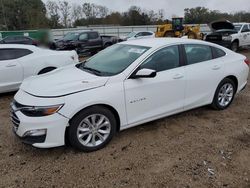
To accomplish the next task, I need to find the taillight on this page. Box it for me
[245,58,250,66]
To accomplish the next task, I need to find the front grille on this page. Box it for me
[10,101,21,131]
[206,35,222,41]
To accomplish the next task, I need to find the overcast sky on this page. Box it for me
[42,0,249,19]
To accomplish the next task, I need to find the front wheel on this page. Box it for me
[211,78,236,110]
[68,106,116,152]
[231,41,239,52]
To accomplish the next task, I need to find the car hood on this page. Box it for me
[20,65,109,97]
[208,20,235,32]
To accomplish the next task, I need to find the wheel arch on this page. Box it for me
[68,104,121,132]
[224,75,238,91]
[232,38,239,45]
[38,66,57,75]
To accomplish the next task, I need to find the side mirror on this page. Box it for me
[131,68,156,79]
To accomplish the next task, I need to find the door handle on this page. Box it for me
[6,64,17,68]
[212,65,221,70]
[173,74,184,79]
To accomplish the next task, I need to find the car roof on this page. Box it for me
[0,44,38,50]
[121,38,213,48]
[233,23,249,25]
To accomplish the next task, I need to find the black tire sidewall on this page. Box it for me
[212,78,236,110]
[231,41,239,52]
[68,106,116,152]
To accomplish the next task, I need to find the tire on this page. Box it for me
[38,67,56,75]
[68,106,116,152]
[211,78,236,110]
[231,41,239,52]
[187,32,197,39]
[164,31,175,38]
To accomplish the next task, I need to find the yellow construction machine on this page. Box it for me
[155,18,203,39]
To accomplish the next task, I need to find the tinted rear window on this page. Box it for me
[212,47,226,59]
[0,49,33,61]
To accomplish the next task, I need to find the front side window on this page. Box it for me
[77,44,150,76]
[0,48,33,61]
[140,45,180,72]
[79,33,88,41]
[184,44,212,65]
[63,32,79,41]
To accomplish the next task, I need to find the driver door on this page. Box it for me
[124,45,186,125]
[240,24,250,46]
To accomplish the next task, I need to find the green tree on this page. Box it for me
[0,0,48,30]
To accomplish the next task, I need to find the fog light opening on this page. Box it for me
[23,129,47,137]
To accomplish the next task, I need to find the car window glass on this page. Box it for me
[0,49,33,61]
[241,25,249,32]
[140,45,180,72]
[184,44,212,65]
[82,44,150,76]
[79,33,88,40]
[4,36,16,43]
[142,32,152,36]
[212,47,226,59]
[135,32,143,37]
[88,32,99,39]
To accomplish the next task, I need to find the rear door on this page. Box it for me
[183,44,225,110]
[0,49,24,92]
[124,45,186,125]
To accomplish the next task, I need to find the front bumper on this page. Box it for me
[206,40,231,48]
[11,105,69,148]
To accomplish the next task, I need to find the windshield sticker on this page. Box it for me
[128,48,146,54]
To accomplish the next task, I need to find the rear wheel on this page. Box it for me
[68,106,116,152]
[164,31,175,38]
[211,78,236,110]
[187,32,197,39]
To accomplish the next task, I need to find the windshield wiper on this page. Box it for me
[77,62,102,75]
[82,66,102,75]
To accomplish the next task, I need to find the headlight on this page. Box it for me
[20,104,64,117]
[222,36,232,41]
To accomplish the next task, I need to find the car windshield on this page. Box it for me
[77,44,150,76]
[234,24,242,32]
[127,32,136,38]
[63,32,79,41]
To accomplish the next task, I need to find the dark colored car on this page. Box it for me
[0,36,39,46]
[53,31,120,55]
[205,20,238,50]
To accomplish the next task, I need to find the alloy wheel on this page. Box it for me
[77,114,111,147]
[217,83,234,107]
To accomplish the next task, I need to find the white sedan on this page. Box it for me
[11,38,249,151]
[0,44,78,93]
[121,31,155,41]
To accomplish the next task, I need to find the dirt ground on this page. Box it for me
[0,50,250,188]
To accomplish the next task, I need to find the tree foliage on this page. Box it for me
[0,0,48,30]
[0,0,249,31]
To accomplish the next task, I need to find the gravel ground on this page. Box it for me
[0,50,250,188]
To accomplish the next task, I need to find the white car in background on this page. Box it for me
[11,38,249,152]
[121,31,155,41]
[0,44,78,93]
